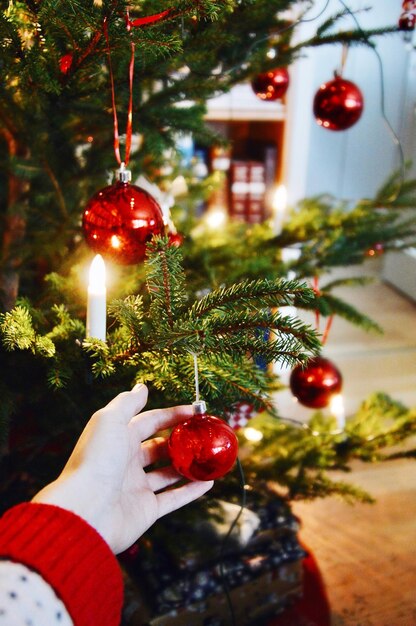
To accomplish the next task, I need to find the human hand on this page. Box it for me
[32,384,214,553]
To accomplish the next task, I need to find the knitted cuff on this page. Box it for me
[0,503,123,626]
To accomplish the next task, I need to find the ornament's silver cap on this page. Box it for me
[117,162,132,183]
[192,400,207,415]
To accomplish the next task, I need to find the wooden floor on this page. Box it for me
[277,262,416,626]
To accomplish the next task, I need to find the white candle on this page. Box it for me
[272,184,287,236]
[86,254,106,341]
[330,393,345,431]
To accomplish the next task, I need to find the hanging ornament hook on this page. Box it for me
[336,42,349,78]
[103,15,135,168]
[190,351,207,414]
[117,161,132,183]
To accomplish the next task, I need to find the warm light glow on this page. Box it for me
[267,49,277,59]
[244,427,264,442]
[88,254,106,294]
[272,184,288,236]
[205,207,227,229]
[272,184,287,212]
[111,235,121,249]
[330,393,345,430]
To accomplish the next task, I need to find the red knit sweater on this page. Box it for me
[0,503,123,626]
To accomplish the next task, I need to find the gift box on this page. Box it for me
[121,496,305,626]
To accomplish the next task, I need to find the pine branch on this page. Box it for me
[0,305,54,356]
[189,278,316,319]
[201,309,320,354]
[107,295,145,344]
[146,236,187,330]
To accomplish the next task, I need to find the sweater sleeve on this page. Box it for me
[0,503,124,626]
[0,561,73,626]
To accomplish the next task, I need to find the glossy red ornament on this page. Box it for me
[398,11,416,30]
[313,75,364,131]
[82,180,165,265]
[60,53,73,75]
[251,67,290,101]
[289,356,343,409]
[168,411,238,481]
[168,231,184,247]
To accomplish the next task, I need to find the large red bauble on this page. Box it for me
[251,67,290,101]
[289,356,343,409]
[82,181,165,265]
[313,76,364,131]
[168,413,238,481]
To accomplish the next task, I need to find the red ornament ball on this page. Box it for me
[60,53,73,75]
[251,67,290,101]
[313,76,364,131]
[289,356,343,409]
[82,181,165,265]
[168,231,184,247]
[398,11,416,30]
[168,413,238,481]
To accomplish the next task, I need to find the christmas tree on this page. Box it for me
[1,1,416,623]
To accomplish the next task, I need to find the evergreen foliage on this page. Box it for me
[1,0,416,539]
[0,0,399,308]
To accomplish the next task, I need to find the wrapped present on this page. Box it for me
[121,496,306,626]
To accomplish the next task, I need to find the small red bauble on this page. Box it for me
[289,356,343,409]
[251,68,290,101]
[398,11,416,30]
[82,180,165,265]
[168,231,184,247]
[60,53,73,75]
[313,75,364,131]
[168,412,238,481]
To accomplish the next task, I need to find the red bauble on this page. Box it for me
[398,11,416,30]
[168,231,184,247]
[168,413,238,481]
[60,53,73,75]
[82,181,165,265]
[313,76,364,131]
[289,356,343,409]
[251,68,290,101]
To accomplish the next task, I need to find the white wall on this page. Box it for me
[284,0,415,204]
